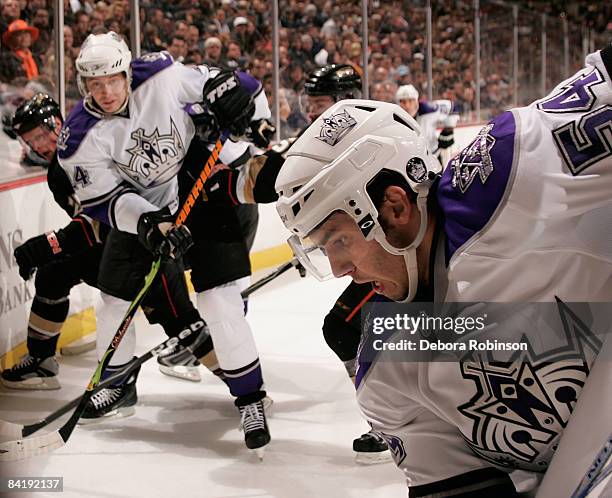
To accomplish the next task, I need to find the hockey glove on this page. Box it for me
[202,164,240,206]
[13,217,98,280]
[247,119,276,149]
[137,210,193,259]
[203,70,255,139]
[14,233,61,280]
[186,102,220,144]
[438,127,455,150]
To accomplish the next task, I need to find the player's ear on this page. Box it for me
[378,185,414,247]
[380,185,413,225]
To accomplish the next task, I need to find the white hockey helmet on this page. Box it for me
[395,84,419,102]
[275,99,441,302]
[76,32,132,113]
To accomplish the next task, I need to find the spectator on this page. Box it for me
[0,0,20,38]
[0,19,40,83]
[231,16,255,54]
[63,25,79,60]
[248,56,266,81]
[186,25,201,52]
[212,7,230,35]
[224,39,245,69]
[89,9,105,32]
[203,36,222,66]
[73,11,90,46]
[30,8,50,56]
[141,23,165,53]
[167,34,187,62]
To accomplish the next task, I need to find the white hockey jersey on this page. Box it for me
[356,48,612,493]
[416,100,459,155]
[57,52,269,233]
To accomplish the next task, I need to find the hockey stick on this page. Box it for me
[240,257,306,299]
[0,257,303,441]
[0,324,202,440]
[0,136,227,461]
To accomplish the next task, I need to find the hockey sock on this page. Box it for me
[196,281,264,397]
[27,294,69,358]
[96,293,136,364]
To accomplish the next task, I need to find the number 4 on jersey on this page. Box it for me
[72,166,91,188]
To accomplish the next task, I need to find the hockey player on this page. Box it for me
[1,93,105,390]
[274,46,612,495]
[59,32,271,452]
[2,93,218,421]
[303,65,391,463]
[395,84,458,160]
[202,63,391,462]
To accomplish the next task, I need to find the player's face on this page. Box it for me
[399,98,418,117]
[86,73,128,113]
[306,95,335,123]
[19,118,61,162]
[309,211,410,301]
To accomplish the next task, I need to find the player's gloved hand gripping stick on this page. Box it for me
[0,134,228,461]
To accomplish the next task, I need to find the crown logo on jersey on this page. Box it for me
[450,123,495,193]
[56,126,70,151]
[457,299,602,470]
[118,118,185,187]
[316,109,357,146]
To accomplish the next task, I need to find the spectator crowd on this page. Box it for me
[1,0,610,138]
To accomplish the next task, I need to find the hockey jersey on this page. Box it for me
[57,52,269,234]
[416,100,459,155]
[356,47,612,493]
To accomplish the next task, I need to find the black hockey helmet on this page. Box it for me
[12,93,62,136]
[304,64,362,100]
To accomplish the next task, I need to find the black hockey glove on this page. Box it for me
[246,119,276,149]
[187,102,220,144]
[14,233,60,280]
[137,210,193,259]
[202,166,240,206]
[438,127,455,150]
[13,217,98,280]
[203,70,255,138]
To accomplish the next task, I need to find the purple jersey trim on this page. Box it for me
[83,202,111,226]
[58,52,174,160]
[57,101,100,159]
[131,51,174,91]
[355,295,389,390]
[437,111,516,266]
[418,101,438,116]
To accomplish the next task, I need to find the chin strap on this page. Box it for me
[397,247,419,303]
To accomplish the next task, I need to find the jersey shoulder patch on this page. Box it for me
[437,110,517,265]
[57,101,100,159]
[131,51,175,91]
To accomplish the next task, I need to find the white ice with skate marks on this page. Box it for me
[0,270,404,498]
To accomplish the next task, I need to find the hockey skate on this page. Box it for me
[238,399,271,460]
[79,366,139,425]
[157,343,202,382]
[0,354,60,390]
[353,430,393,465]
